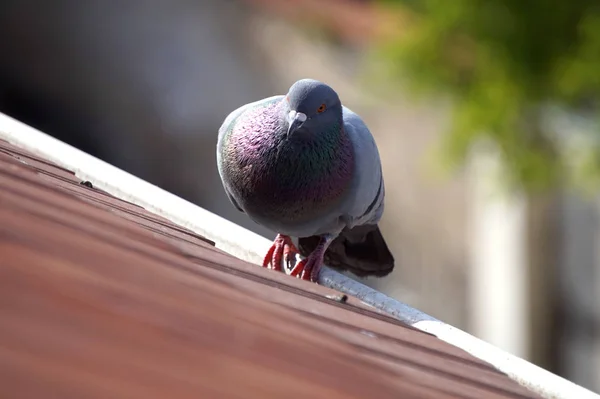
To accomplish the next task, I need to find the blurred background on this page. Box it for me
[1,0,599,392]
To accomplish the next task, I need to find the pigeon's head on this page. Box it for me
[284,79,342,138]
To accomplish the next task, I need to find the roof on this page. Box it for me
[0,138,548,399]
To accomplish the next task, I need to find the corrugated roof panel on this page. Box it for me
[0,139,541,398]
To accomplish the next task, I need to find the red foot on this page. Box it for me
[262,234,299,272]
[289,256,322,282]
[289,234,334,283]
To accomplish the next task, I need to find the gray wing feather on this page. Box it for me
[340,106,385,228]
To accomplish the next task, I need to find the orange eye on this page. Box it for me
[317,103,326,113]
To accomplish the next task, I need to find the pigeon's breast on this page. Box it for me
[222,103,355,235]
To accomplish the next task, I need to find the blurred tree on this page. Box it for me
[376,0,600,192]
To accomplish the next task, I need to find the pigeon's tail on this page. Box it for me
[297,224,395,278]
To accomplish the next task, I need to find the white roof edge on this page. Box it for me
[0,112,596,399]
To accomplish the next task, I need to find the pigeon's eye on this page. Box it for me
[317,103,326,113]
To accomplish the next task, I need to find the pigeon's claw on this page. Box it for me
[262,234,299,272]
[289,257,322,282]
[262,245,277,269]
[289,234,335,283]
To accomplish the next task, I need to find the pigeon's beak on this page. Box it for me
[287,110,307,137]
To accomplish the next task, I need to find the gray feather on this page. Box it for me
[337,106,385,227]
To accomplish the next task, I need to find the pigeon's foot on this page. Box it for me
[289,256,322,282]
[262,234,299,272]
[290,234,335,282]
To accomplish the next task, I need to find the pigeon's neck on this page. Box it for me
[273,105,354,220]
[226,99,355,224]
[264,121,355,224]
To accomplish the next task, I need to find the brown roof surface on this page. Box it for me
[0,138,541,399]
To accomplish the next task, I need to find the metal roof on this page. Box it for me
[0,137,546,398]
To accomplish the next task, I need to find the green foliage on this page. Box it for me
[377,0,600,192]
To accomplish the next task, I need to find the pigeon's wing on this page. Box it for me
[340,106,385,226]
[298,106,394,277]
[216,95,284,214]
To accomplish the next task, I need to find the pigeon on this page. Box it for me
[216,78,394,282]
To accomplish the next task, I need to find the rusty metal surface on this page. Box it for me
[0,139,541,399]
